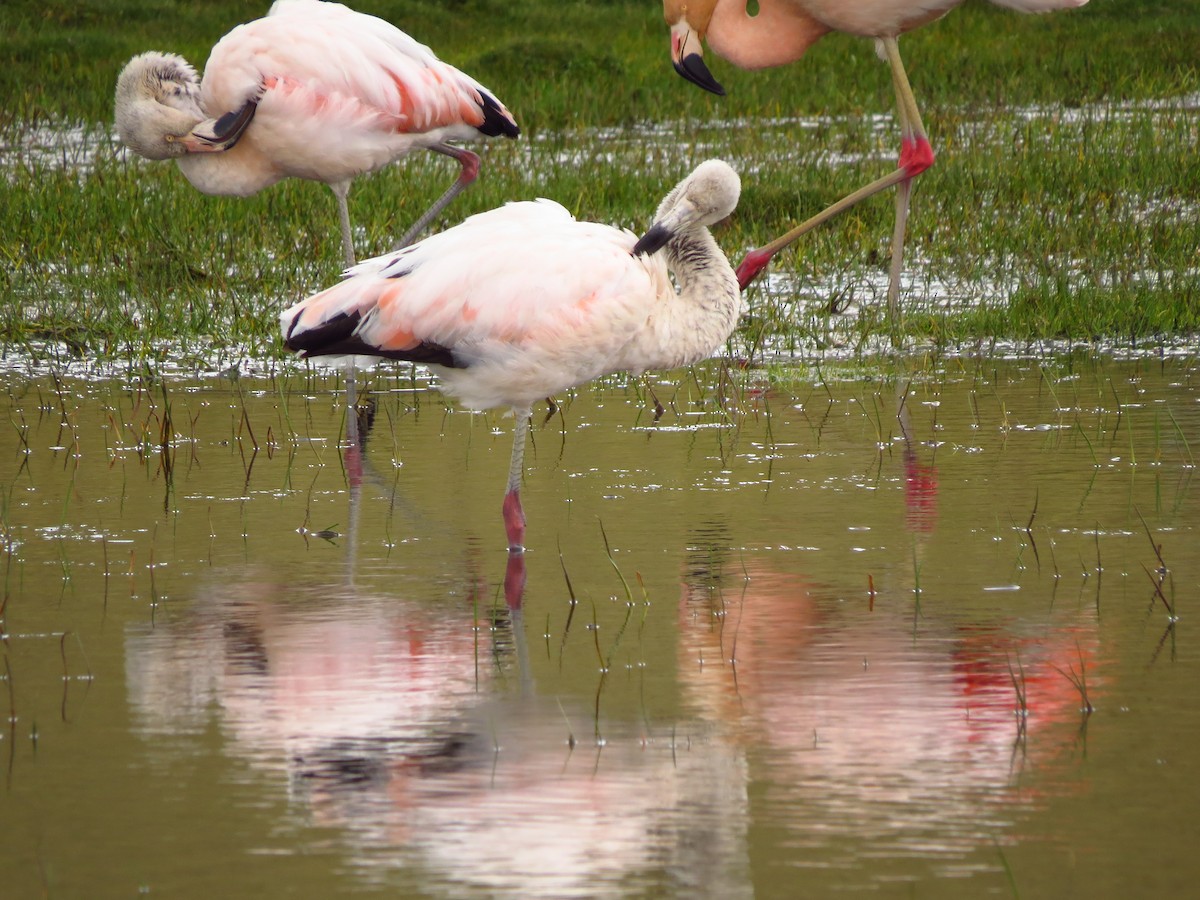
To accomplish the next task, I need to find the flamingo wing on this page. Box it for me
[199,0,515,173]
[282,200,660,370]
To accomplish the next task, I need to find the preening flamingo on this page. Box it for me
[280,159,742,551]
[664,0,1089,310]
[114,0,519,266]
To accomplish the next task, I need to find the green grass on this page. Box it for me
[1,0,1198,364]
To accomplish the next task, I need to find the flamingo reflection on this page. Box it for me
[337,392,528,610]
[678,542,1099,861]
[126,572,752,897]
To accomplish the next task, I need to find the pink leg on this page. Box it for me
[502,489,526,553]
[503,547,527,610]
[736,36,935,302]
[884,38,935,316]
[502,409,531,551]
[394,144,482,249]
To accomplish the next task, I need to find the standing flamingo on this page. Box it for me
[114,0,520,266]
[664,0,1089,312]
[280,159,742,551]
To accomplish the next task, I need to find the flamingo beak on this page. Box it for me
[634,197,702,257]
[179,99,259,153]
[670,20,725,96]
[174,133,225,153]
[633,222,671,257]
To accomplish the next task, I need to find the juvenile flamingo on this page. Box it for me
[664,0,1089,311]
[280,159,742,551]
[114,0,519,266]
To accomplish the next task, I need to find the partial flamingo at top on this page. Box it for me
[114,0,519,265]
[663,0,1089,310]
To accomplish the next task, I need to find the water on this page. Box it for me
[1,355,1198,897]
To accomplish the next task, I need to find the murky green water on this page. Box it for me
[1,354,1197,897]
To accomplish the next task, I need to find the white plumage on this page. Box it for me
[281,159,743,550]
[115,0,519,263]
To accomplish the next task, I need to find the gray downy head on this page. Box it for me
[634,160,741,256]
[114,51,205,160]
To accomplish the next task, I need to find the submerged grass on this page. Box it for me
[1,0,1198,364]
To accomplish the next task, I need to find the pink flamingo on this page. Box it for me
[114,0,519,266]
[280,160,742,551]
[663,0,1089,311]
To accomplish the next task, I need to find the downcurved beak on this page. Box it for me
[633,197,702,257]
[180,99,258,153]
[670,20,725,96]
[633,222,671,257]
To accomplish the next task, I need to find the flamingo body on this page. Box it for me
[115,0,518,262]
[282,160,743,548]
[664,0,1089,304]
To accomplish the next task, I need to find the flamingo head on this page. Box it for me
[633,159,741,257]
[664,0,725,96]
[115,52,222,159]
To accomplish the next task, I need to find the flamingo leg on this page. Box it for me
[504,549,527,611]
[393,144,482,249]
[329,180,357,268]
[502,407,531,552]
[325,180,361,437]
[734,37,935,303]
[881,36,933,320]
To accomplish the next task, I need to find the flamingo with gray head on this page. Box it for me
[281,159,743,551]
[115,0,519,266]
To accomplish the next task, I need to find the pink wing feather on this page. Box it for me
[282,199,660,369]
[282,200,657,360]
[198,0,515,180]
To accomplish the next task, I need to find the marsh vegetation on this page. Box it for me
[2,0,1198,363]
[2,1,1199,896]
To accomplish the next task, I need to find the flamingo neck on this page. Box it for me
[176,145,282,197]
[641,229,740,369]
[706,0,832,71]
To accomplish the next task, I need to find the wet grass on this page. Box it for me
[1,0,1198,363]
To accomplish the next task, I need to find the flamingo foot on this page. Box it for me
[735,246,774,291]
[502,489,526,552]
[899,136,935,178]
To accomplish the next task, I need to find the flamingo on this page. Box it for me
[663,0,1089,311]
[114,0,520,267]
[280,159,742,551]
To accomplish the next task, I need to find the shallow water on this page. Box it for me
[1,355,1198,897]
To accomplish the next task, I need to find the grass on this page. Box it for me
[1,0,1198,364]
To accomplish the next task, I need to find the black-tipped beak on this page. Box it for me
[674,53,725,96]
[633,222,671,257]
[189,99,258,151]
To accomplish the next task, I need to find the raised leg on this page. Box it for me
[734,36,935,303]
[393,144,482,250]
[502,408,531,552]
[881,36,933,320]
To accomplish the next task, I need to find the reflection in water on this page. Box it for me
[898,384,939,536]
[346,389,529,611]
[679,534,1098,874]
[125,543,1098,894]
[2,360,1194,896]
[126,573,752,898]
